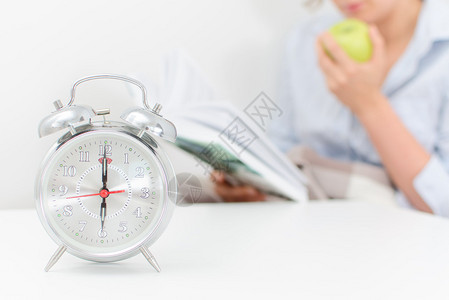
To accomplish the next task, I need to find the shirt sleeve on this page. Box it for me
[413,91,449,217]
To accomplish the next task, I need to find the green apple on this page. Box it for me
[327,19,373,63]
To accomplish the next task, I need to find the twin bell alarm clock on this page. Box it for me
[35,74,178,272]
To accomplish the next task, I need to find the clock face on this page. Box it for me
[37,130,169,258]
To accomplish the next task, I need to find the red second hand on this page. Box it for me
[66,190,126,199]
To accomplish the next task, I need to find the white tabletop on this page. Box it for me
[2,201,449,300]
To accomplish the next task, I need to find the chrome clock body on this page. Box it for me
[35,75,178,272]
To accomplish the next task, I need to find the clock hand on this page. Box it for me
[102,150,108,189]
[100,197,106,232]
[66,190,126,199]
[101,150,108,232]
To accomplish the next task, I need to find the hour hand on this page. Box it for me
[100,200,106,231]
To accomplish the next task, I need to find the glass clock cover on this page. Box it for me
[36,125,176,263]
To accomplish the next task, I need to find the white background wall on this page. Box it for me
[0,0,333,209]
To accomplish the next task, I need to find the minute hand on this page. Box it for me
[102,151,108,189]
[100,150,108,231]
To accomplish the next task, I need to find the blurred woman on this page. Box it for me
[214,0,449,217]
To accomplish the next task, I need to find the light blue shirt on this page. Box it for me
[270,0,449,217]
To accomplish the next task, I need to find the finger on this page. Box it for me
[369,25,386,62]
[215,184,265,202]
[239,186,266,202]
[234,186,266,202]
[216,184,257,200]
[315,39,346,83]
[249,190,267,202]
[210,171,225,183]
[319,32,354,67]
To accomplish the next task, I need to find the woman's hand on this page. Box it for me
[317,25,433,213]
[316,25,388,116]
[211,171,266,202]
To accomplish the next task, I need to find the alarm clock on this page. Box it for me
[35,74,178,272]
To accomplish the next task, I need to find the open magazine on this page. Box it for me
[166,102,309,203]
[125,50,308,202]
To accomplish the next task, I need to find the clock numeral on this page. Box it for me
[118,221,128,233]
[98,228,108,238]
[99,145,112,156]
[63,165,76,177]
[140,187,150,199]
[79,221,87,232]
[135,167,145,178]
[79,151,90,162]
[133,207,142,218]
[63,205,73,217]
[58,185,68,196]
[124,153,129,164]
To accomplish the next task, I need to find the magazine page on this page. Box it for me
[167,102,308,187]
[171,114,308,202]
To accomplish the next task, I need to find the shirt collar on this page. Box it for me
[383,0,449,96]
[420,0,449,42]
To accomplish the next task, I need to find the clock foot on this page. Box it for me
[44,245,67,272]
[140,246,161,272]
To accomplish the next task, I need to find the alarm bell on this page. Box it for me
[121,105,177,143]
[38,74,177,142]
[38,100,95,138]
